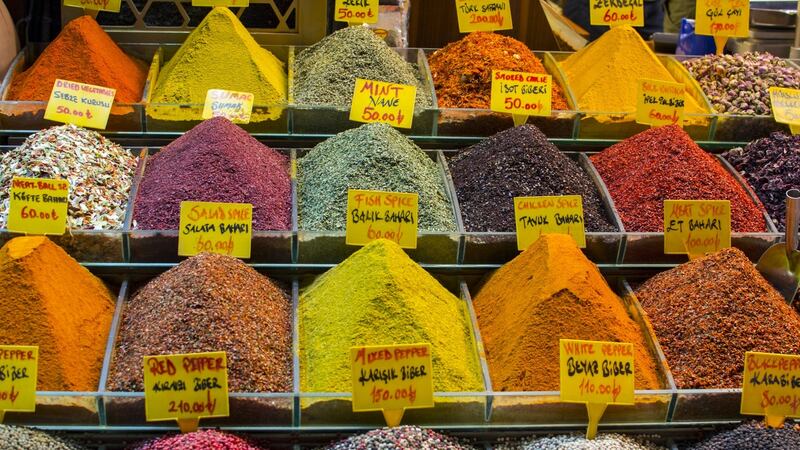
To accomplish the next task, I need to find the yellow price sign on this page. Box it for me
[0,346,38,421]
[514,195,585,251]
[636,78,685,127]
[351,343,433,427]
[144,352,229,432]
[192,0,250,6]
[178,201,253,259]
[560,339,635,439]
[7,177,69,235]
[202,89,255,124]
[490,70,552,126]
[44,80,116,130]
[589,0,644,27]
[456,0,513,32]
[63,0,122,12]
[741,351,800,428]
[350,79,416,129]
[335,0,379,24]
[695,0,749,52]
[346,189,419,249]
[664,200,731,257]
[770,87,800,126]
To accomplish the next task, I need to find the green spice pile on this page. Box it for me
[293,26,432,108]
[0,424,84,450]
[0,125,138,230]
[108,253,292,392]
[298,123,456,231]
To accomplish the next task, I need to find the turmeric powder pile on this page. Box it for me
[473,234,661,391]
[0,237,115,391]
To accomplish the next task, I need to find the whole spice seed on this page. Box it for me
[0,124,138,230]
[298,123,456,232]
[689,421,800,450]
[131,430,263,450]
[320,426,476,450]
[683,52,800,115]
[133,117,291,231]
[428,32,568,110]
[635,247,800,389]
[448,125,616,232]
[108,253,292,392]
[293,26,432,108]
[723,132,800,231]
[0,424,84,450]
[496,433,665,450]
[590,125,766,232]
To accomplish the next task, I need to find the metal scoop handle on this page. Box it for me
[786,189,800,254]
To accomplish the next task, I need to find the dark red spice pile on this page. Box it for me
[133,117,291,230]
[590,125,766,232]
[130,430,263,450]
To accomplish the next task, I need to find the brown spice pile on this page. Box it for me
[636,247,800,389]
[428,32,568,110]
[108,253,292,392]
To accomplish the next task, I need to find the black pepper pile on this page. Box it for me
[689,421,800,450]
[723,132,800,231]
[108,253,292,392]
[447,125,616,232]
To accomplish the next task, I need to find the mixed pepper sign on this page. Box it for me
[351,343,433,427]
[350,79,416,129]
[455,0,513,32]
[769,87,800,135]
[694,0,749,54]
[0,346,38,422]
[44,79,116,130]
[178,201,253,259]
[514,195,586,250]
[346,189,419,249]
[334,0,379,25]
[560,339,635,439]
[143,351,230,432]
[663,200,731,258]
[7,177,69,236]
[636,79,685,127]
[490,70,552,126]
[63,0,122,12]
[589,0,644,27]
[741,352,800,428]
[202,89,255,124]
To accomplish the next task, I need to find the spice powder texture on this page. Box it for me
[299,239,484,392]
[590,125,766,232]
[8,15,147,104]
[635,247,800,389]
[108,253,292,392]
[473,234,661,391]
[0,236,114,391]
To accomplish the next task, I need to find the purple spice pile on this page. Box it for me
[321,426,475,450]
[723,132,800,231]
[130,430,263,450]
[133,117,291,231]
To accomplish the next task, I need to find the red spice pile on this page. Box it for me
[131,430,263,450]
[428,32,569,110]
[590,125,766,232]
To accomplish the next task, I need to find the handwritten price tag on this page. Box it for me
[351,343,433,427]
[741,352,800,428]
[490,70,552,126]
[560,339,635,439]
[589,0,644,26]
[695,0,749,38]
[456,0,513,32]
[178,201,252,259]
[202,89,254,124]
[335,0,379,24]
[192,0,250,6]
[7,177,69,235]
[770,87,800,127]
[44,79,116,130]
[346,189,419,249]
[636,79,685,127]
[63,0,122,12]
[514,195,585,251]
[350,79,416,129]
[0,346,37,421]
[664,200,731,257]
[144,351,229,432]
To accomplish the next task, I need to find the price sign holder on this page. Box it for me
[63,0,122,12]
[7,177,69,236]
[636,79,685,128]
[346,189,419,249]
[663,200,731,258]
[351,343,433,427]
[144,351,229,432]
[350,79,416,129]
[769,87,800,135]
[694,0,750,54]
[514,195,586,250]
[0,346,38,423]
[178,201,253,259]
[456,0,513,32]
[334,0,379,25]
[741,351,800,428]
[560,339,635,439]
[202,89,255,124]
[490,70,552,126]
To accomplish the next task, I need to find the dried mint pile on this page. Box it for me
[449,125,616,232]
[689,421,800,450]
[298,123,456,232]
[321,426,476,450]
[108,253,292,392]
[723,132,800,231]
